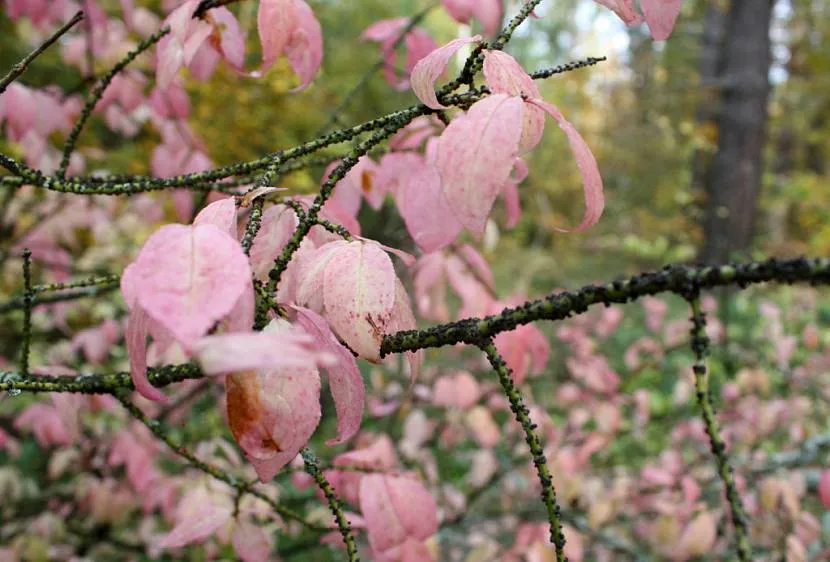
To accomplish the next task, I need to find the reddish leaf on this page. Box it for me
[226,364,321,481]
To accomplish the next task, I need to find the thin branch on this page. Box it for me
[300,448,360,562]
[57,26,170,177]
[688,296,752,561]
[19,249,33,376]
[0,11,85,95]
[480,340,567,561]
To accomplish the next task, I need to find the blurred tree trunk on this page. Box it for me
[700,0,776,264]
[690,1,728,199]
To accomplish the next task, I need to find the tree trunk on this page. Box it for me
[700,0,776,264]
[690,1,728,199]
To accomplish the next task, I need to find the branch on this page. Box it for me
[480,340,567,561]
[300,448,360,562]
[381,257,830,356]
[0,11,84,95]
[0,363,202,395]
[687,297,752,561]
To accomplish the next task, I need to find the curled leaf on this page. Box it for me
[410,36,481,109]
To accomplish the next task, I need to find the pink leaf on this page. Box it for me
[296,240,349,311]
[641,0,683,41]
[441,0,474,24]
[433,371,480,410]
[397,159,462,253]
[125,307,167,401]
[482,50,545,153]
[361,18,408,42]
[293,307,365,445]
[527,99,604,232]
[249,205,299,281]
[593,0,643,26]
[285,1,323,90]
[208,7,246,69]
[819,470,830,509]
[472,0,504,36]
[193,197,237,239]
[257,0,297,69]
[192,328,329,376]
[323,241,396,361]
[436,94,524,234]
[158,506,232,549]
[226,366,321,481]
[388,278,423,384]
[359,474,438,558]
[410,36,482,109]
[131,224,252,349]
[232,520,273,562]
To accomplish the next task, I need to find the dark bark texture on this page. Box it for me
[700,0,776,264]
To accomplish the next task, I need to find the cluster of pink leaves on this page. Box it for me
[5,1,819,562]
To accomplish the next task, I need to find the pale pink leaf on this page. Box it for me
[221,280,255,333]
[436,94,524,234]
[158,506,232,549]
[398,160,462,253]
[296,240,349,311]
[527,99,604,232]
[387,278,423,384]
[323,241,396,361]
[210,7,246,69]
[433,371,480,410]
[249,205,299,281]
[285,1,323,90]
[125,307,167,401]
[472,0,504,36]
[361,18,407,42]
[194,197,237,239]
[641,0,683,41]
[593,0,643,25]
[482,50,545,153]
[192,330,327,375]
[232,520,274,562]
[359,474,438,557]
[132,224,252,349]
[293,306,365,445]
[257,0,297,69]
[441,0,474,23]
[410,36,482,109]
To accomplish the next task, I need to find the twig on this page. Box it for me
[688,296,752,561]
[0,11,84,95]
